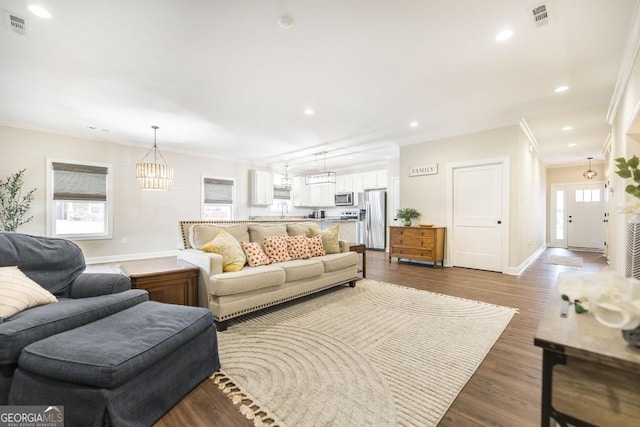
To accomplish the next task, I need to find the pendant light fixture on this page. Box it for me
[281,163,292,190]
[305,151,336,185]
[583,157,598,180]
[136,126,174,190]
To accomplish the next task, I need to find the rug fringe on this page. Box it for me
[211,370,283,427]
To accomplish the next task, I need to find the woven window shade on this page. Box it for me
[204,178,233,204]
[52,162,107,201]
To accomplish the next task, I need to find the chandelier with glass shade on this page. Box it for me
[136,126,174,190]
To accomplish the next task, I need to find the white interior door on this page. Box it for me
[567,183,605,249]
[452,163,504,272]
[550,183,605,249]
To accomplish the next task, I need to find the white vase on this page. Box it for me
[626,213,640,280]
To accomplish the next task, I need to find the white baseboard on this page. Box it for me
[504,244,547,276]
[85,250,179,265]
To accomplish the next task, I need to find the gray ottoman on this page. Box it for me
[8,301,219,427]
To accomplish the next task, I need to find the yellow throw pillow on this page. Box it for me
[0,266,58,320]
[309,225,340,254]
[201,230,247,272]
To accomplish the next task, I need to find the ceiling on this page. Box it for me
[0,0,637,173]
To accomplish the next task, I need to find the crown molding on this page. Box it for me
[607,1,640,125]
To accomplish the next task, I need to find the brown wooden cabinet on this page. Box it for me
[120,257,199,306]
[389,226,445,267]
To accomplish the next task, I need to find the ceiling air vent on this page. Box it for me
[531,4,550,27]
[3,10,28,35]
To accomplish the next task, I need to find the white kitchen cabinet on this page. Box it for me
[293,177,335,207]
[336,174,353,192]
[352,174,364,195]
[361,169,387,190]
[376,170,387,188]
[339,221,356,242]
[250,169,274,206]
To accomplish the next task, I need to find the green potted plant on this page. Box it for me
[396,208,420,226]
[0,169,37,232]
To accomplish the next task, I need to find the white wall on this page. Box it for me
[0,125,252,262]
[607,32,640,274]
[399,125,546,272]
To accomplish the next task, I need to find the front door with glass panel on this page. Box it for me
[550,183,605,250]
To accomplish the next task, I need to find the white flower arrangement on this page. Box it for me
[619,199,640,214]
[559,271,640,329]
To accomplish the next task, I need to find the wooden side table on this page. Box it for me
[534,281,640,426]
[349,243,366,278]
[120,257,199,307]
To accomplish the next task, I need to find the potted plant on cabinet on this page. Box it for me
[396,208,420,226]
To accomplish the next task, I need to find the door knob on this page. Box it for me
[497,220,502,224]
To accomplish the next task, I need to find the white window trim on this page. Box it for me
[201,175,235,220]
[46,158,113,240]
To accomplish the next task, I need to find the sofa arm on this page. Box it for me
[68,273,132,298]
[177,249,224,277]
[339,240,350,253]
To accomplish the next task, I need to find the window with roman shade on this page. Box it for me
[202,177,234,220]
[52,162,108,201]
[48,160,112,239]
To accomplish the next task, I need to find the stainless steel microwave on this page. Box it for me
[334,192,354,206]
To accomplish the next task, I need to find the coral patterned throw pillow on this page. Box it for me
[263,235,292,264]
[286,235,311,260]
[307,234,326,257]
[241,242,271,267]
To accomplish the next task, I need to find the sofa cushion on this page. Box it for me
[190,224,249,250]
[17,301,214,389]
[241,242,271,267]
[286,222,320,237]
[0,266,58,320]
[277,259,324,282]
[263,235,292,264]
[0,289,148,365]
[309,225,341,254]
[318,252,359,273]
[0,232,85,296]
[248,224,288,250]
[201,231,246,272]
[308,235,326,257]
[286,235,311,260]
[210,266,285,296]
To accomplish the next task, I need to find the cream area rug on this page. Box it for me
[212,279,517,427]
[544,255,583,267]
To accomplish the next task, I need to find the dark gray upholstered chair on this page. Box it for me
[0,232,147,403]
[1,232,219,426]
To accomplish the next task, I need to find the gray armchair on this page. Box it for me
[0,232,148,404]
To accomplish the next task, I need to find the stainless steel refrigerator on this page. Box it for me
[357,189,386,250]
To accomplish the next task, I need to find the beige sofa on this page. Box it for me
[178,220,359,330]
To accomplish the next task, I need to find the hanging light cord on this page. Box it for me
[140,126,169,165]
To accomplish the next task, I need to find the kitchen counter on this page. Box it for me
[247,216,356,223]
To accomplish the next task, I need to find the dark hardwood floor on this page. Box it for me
[154,247,606,427]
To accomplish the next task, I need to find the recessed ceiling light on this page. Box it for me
[28,5,51,18]
[495,30,513,41]
[562,126,573,131]
[304,108,315,115]
[554,85,570,93]
[568,143,577,147]
[279,15,295,29]
[410,121,419,127]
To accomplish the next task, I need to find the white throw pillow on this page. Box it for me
[0,266,58,320]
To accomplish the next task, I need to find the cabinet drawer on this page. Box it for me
[391,247,434,259]
[391,235,434,248]
[391,227,436,237]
